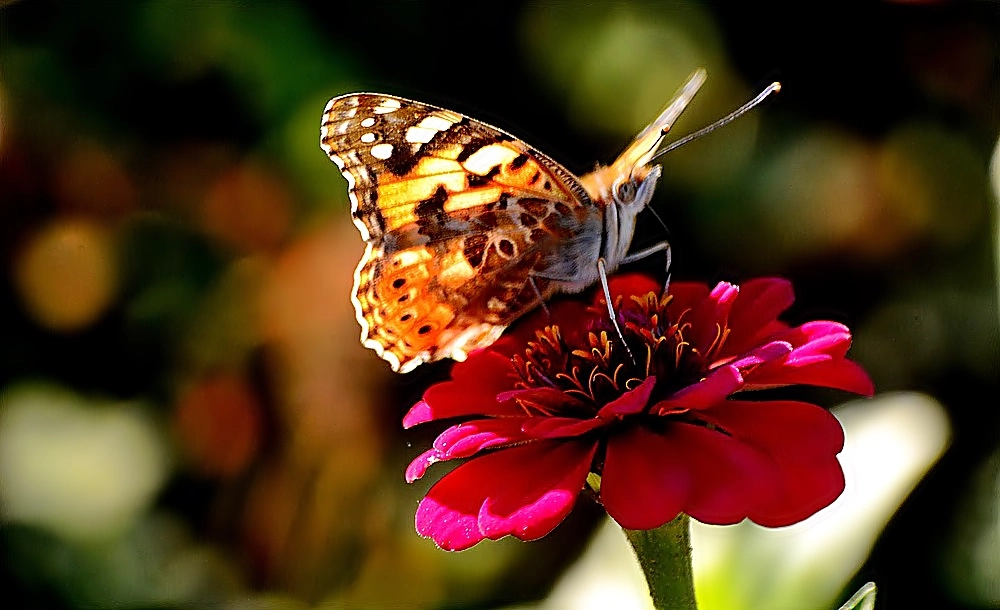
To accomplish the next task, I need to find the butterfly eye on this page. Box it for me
[614,179,638,204]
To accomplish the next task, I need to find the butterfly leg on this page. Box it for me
[596,258,637,366]
[527,275,552,320]
[621,239,673,295]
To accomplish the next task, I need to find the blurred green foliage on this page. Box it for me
[1,1,998,608]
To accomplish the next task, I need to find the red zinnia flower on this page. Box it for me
[404,275,874,551]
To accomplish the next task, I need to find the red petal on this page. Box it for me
[496,387,587,412]
[602,423,777,528]
[600,426,686,530]
[414,440,596,550]
[702,400,845,460]
[749,358,875,395]
[498,297,596,352]
[652,365,743,414]
[686,282,739,354]
[520,416,604,438]
[671,427,778,525]
[723,278,794,355]
[596,376,657,418]
[701,400,847,525]
[751,456,845,526]
[403,351,521,428]
[606,273,661,302]
[666,282,712,313]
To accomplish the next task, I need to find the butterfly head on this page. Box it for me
[582,69,706,209]
[607,164,662,215]
[577,69,706,271]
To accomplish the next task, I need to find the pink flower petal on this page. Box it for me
[433,419,534,457]
[726,340,793,371]
[652,365,743,414]
[732,321,873,395]
[597,376,657,419]
[781,321,853,361]
[405,449,439,483]
[406,416,602,484]
[403,273,874,545]
[402,401,436,430]
[403,351,521,428]
[415,440,596,550]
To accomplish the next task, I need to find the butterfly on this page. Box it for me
[320,70,707,373]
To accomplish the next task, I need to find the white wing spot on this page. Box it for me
[405,126,438,144]
[327,154,345,169]
[370,143,394,160]
[360,117,376,128]
[374,98,401,114]
[360,133,376,143]
[418,115,455,131]
[464,144,519,175]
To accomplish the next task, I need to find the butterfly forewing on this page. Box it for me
[320,93,606,372]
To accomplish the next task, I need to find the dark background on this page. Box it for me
[1,1,998,608]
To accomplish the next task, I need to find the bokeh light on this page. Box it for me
[52,142,137,218]
[201,161,293,253]
[173,373,263,478]
[13,218,118,331]
[0,384,170,541]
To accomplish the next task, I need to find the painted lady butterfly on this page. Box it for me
[320,70,708,373]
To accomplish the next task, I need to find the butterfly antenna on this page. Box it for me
[597,258,636,366]
[651,81,781,162]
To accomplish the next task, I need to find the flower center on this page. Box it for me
[510,291,729,418]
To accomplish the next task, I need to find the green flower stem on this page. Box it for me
[624,514,697,610]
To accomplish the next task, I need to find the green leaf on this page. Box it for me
[837,582,877,610]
